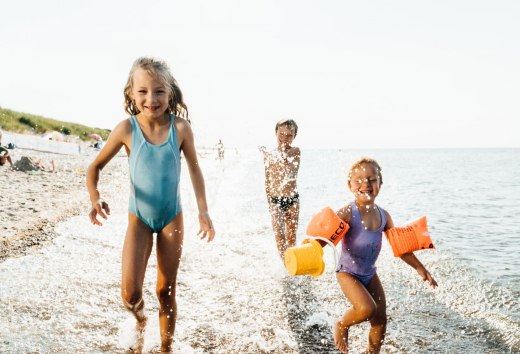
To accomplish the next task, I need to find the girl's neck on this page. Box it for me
[138,112,170,127]
[354,200,376,209]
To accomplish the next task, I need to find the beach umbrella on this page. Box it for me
[41,131,64,141]
[88,133,102,141]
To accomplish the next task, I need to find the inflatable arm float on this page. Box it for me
[284,207,349,276]
[385,216,435,257]
[284,208,436,276]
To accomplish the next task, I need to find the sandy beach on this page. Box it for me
[0,147,127,262]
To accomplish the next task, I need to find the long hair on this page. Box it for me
[123,57,190,122]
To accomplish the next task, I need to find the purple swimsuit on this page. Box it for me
[337,202,386,286]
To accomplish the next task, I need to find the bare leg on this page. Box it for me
[121,213,154,353]
[6,155,13,169]
[156,213,184,352]
[284,202,299,249]
[334,272,378,354]
[366,274,387,353]
[269,204,287,259]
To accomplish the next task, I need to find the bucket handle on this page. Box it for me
[306,236,340,272]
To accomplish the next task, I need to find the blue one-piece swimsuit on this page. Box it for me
[337,202,386,286]
[128,114,182,233]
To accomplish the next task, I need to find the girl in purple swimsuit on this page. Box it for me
[333,157,437,354]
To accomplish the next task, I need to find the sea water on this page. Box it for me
[0,148,519,353]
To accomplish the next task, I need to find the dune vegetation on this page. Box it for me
[0,107,110,141]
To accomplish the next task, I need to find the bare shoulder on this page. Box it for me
[174,117,194,151]
[381,207,394,230]
[110,118,132,140]
[174,116,192,135]
[289,146,301,157]
[90,118,131,169]
[337,204,353,223]
[173,117,193,146]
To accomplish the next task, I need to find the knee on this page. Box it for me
[156,284,176,305]
[356,303,377,320]
[121,288,142,309]
[370,312,387,327]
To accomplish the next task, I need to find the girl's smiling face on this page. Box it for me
[131,68,170,120]
[348,162,381,205]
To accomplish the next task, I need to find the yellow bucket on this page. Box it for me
[284,239,325,277]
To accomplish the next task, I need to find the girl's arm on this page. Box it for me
[384,210,438,288]
[399,253,437,288]
[86,120,130,226]
[176,118,215,242]
[337,204,353,224]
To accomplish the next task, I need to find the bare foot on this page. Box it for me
[129,314,147,353]
[334,320,349,353]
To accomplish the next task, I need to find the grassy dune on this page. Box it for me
[0,107,110,141]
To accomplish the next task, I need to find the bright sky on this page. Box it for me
[1,0,519,149]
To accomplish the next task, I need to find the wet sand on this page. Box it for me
[0,147,127,262]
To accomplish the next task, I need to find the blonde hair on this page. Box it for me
[123,57,189,122]
[275,119,298,137]
[348,157,383,185]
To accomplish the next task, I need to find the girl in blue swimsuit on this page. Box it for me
[334,157,437,354]
[87,57,215,353]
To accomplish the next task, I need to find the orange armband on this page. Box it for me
[285,207,349,277]
[305,207,350,245]
[384,216,435,257]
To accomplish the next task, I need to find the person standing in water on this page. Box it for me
[216,139,224,160]
[86,56,215,353]
[333,157,437,354]
[260,119,300,259]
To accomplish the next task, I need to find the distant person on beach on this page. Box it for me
[259,119,300,259]
[0,131,14,170]
[332,157,437,354]
[13,156,55,172]
[0,146,14,170]
[86,57,215,353]
[216,139,224,160]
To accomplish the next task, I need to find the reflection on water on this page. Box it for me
[1,149,519,353]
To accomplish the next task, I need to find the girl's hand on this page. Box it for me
[197,212,215,242]
[417,266,438,288]
[89,199,110,226]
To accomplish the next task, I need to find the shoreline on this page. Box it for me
[0,147,127,263]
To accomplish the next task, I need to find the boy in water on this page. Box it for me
[260,119,301,259]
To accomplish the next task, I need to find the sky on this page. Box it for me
[1,0,519,149]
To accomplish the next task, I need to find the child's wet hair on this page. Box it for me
[124,57,189,122]
[348,157,383,185]
[275,119,298,137]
